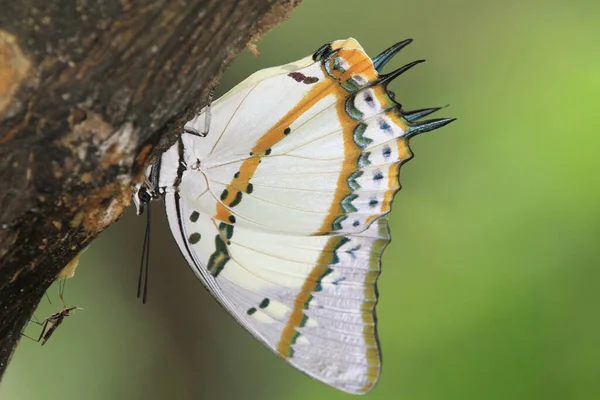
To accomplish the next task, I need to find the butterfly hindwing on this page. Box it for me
[165,190,387,394]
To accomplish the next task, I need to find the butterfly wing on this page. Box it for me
[165,191,389,394]
[158,38,453,394]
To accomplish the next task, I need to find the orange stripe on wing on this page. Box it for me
[214,80,340,223]
[315,83,362,233]
[272,47,386,392]
[337,49,378,83]
[277,236,340,358]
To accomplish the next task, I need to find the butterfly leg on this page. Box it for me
[200,88,215,137]
[183,88,215,138]
[137,197,152,304]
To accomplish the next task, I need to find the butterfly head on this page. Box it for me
[133,184,154,215]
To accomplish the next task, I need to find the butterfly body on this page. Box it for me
[135,38,454,394]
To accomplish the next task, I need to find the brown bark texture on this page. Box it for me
[0,0,300,380]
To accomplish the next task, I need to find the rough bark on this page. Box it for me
[0,0,300,379]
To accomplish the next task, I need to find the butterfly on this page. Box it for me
[134,38,454,394]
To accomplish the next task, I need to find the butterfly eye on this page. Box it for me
[138,187,151,203]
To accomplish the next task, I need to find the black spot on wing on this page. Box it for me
[378,118,393,134]
[259,298,270,308]
[332,215,347,231]
[382,145,392,160]
[358,152,371,167]
[217,223,234,240]
[288,72,306,82]
[188,233,201,244]
[229,191,242,207]
[364,93,376,108]
[312,43,332,61]
[220,189,229,201]
[207,224,233,277]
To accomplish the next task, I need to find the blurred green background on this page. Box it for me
[2,0,599,399]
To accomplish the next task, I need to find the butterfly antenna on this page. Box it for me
[182,88,215,138]
[137,191,152,304]
[142,201,151,304]
[45,291,52,304]
[137,210,148,302]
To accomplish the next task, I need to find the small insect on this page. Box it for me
[23,279,82,346]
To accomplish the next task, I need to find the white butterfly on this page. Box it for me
[134,38,454,394]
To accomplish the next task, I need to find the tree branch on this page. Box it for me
[0,0,301,379]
